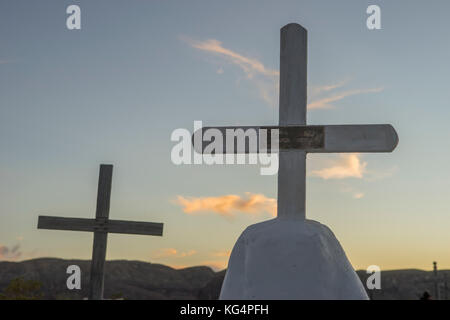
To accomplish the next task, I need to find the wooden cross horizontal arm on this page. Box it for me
[193,124,398,153]
[38,215,163,236]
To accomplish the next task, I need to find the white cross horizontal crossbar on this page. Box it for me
[38,216,164,236]
[193,124,398,153]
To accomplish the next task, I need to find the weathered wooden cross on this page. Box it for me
[37,164,164,300]
[194,23,398,218]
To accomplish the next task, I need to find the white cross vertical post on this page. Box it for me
[278,24,307,219]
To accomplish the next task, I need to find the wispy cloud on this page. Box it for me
[152,248,197,259]
[310,155,397,199]
[183,37,279,107]
[308,87,383,110]
[365,165,399,182]
[172,261,228,271]
[353,192,365,199]
[0,59,15,65]
[168,250,231,271]
[212,250,231,258]
[184,36,382,109]
[340,184,365,199]
[175,192,276,218]
[185,38,278,78]
[0,244,22,261]
[309,79,350,96]
[311,154,367,180]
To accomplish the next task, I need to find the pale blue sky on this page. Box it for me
[1,0,450,270]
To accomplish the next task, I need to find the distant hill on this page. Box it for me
[0,258,448,299]
[356,269,450,300]
[0,258,215,299]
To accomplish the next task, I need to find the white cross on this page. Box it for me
[194,23,398,219]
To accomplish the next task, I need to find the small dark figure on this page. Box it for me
[420,291,432,300]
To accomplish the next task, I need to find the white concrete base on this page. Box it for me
[219,218,368,300]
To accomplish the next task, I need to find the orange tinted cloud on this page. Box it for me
[309,79,349,96]
[353,192,365,199]
[184,37,382,110]
[185,38,278,78]
[184,37,279,107]
[212,250,232,258]
[308,87,383,109]
[171,260,228,272]
[176,192,276,218]
[311,154,367,179]
[340,184,366,199]
[153,248,197,259]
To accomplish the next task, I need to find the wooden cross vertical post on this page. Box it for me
[37,164,164,300]
[90,164,113,300]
